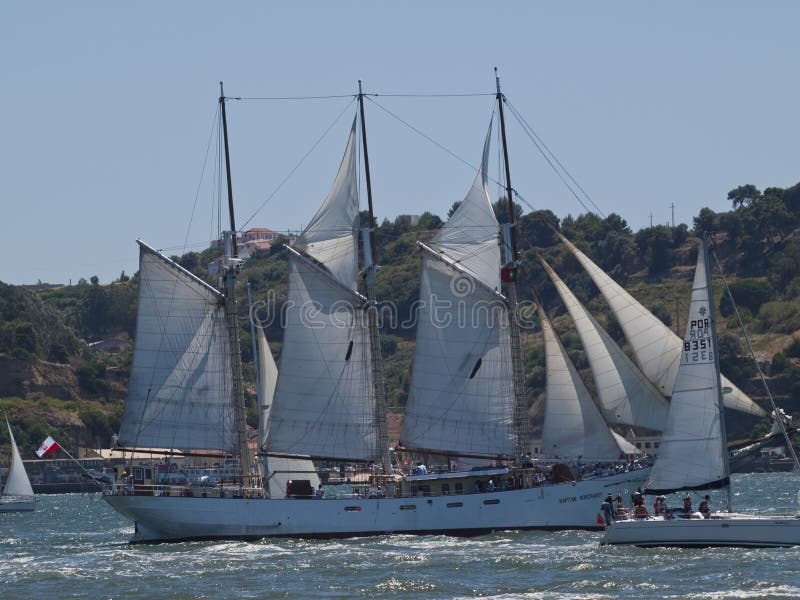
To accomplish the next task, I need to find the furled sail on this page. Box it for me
[119,242,235,452]
[540,314,631,460]
[267,122,380,462]
[3,417,34,498]
[558,232,766,418]
[402,123,516,458]
[645,243,729,493]
[540,257,669,431]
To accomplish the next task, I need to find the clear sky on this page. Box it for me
[2,1,798,285]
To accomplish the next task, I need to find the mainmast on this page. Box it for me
[495,69,531,462]
[358,81,392,474]
[219,82,254,484]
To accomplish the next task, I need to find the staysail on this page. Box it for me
[256,326,278,448]
[558,233,766,418]
[3,417,34,498]
[255,326,320,497]
[540,313,632,460]
[402,123,516,458]
[266,120,381,462]
[645,240,729,493]
[118,241,236,452]
[540,257,669,431]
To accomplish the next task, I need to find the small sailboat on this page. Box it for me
[601,234,800,548]
[1,416,35,512]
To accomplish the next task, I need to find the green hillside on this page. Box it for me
[3,181,800,457]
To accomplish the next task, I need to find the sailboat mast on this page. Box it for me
[495,70,530,462]
[703,233,733,511]
[357,81,392,474]
[220,82,238,258]
[219,82,254,484]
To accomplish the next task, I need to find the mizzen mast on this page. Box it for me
[495,69,531,462]
[219,81,255,484]
[357,81,392,475]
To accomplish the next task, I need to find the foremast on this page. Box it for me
[495,70,530,462]
[219,82,255,485]
[358,81,392,475]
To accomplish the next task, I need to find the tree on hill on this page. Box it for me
[728,184,761,209]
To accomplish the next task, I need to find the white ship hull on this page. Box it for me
[105,470,645,543]
[601,513,800,548]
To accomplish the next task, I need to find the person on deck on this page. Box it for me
[600,495,614,525]
[654,495,668,517]
[415,462,427,475]
[683,494,693,516]
[614,494,628,519]
[699,495,711,518]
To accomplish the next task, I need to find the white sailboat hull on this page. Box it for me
[105,470,646,543]
[601,513,800,548]
[0,496,35,512]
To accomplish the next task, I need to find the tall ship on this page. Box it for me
[103,79,758,542]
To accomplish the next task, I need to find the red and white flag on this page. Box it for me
[36,436,61,458]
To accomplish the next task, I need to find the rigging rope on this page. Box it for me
[238,97,357,230]
[504,98,605,218]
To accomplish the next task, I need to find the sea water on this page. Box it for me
[2,472,800,599]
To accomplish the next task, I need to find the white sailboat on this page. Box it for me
[601,235,800,547]
[103,79,646,543]
[1,416,36,512]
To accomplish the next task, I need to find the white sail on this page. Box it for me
[294,117,360,290]
[427,123,500,290]
[266,251,379,461]
[540,314,630,460]
[3,418,34,498]
[558,233,766,418]
[402,125,517,458]
[645,243,728,493]
[541,258,669,431]
[402,252,515,457]
[119,242,235,452]
[255,327,319,497]
[256,326,278,448]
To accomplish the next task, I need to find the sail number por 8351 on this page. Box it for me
[684,338,712,362]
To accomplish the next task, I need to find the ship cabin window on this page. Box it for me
[419,485,431,497]
[635,442,642,449]
[454,482,464,494]
[645,442,651,449]
[409,486,417,496]
[134,467,144,481]
[654,442,660,448]
[441,483,450,495]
